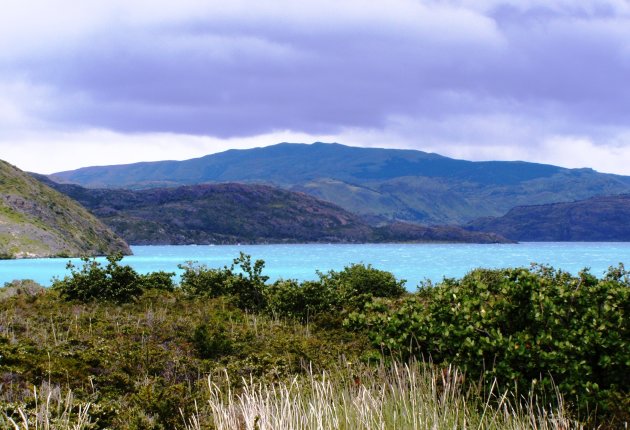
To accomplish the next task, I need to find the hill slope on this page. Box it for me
[35,177,509,244]
[466,194,630,241]
[50,143,630,224]
[0,160,131,258]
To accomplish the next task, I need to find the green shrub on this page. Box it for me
[179,253,269,311]
[138,271,175,292]
[192,323,234,359]
[265,264,406,323]
[52,253,143,303]
[265,279,342,322]
[346,264,630,426]
[229,252,268,311]
[178,262,233,297]
[315,263,406,312]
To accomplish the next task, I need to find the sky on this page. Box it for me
[1,0,630,174]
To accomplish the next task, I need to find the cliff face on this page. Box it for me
[0,160,131,259]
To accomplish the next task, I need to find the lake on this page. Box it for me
[2,242,630,289]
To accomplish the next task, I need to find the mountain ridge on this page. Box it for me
[50,143,630,225]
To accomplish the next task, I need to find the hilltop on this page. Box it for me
[50,142,630,224]
[466,194,630,241]
[35,176,509,244]
[0,160,130,259]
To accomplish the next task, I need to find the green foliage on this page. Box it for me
[346,264,630,427]
[52,253,143,303]
[138,271,175,292]
[53,255,175,303]
[318,263,406,308]
[0,287,370,429]
[229,252,269,311]
[192,323,234,359]
[264,264,406,324]
[178,262,232,297]
[179,252,268,311]
[3,257,627,427]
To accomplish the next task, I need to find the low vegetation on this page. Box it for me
[1,255,628,429]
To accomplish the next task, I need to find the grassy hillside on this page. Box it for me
[49,142,630,224]
[0,160,130,258]
[466,194,630,241]
[35,177,509,244]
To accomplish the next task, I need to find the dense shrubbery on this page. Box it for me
[52,253,174,303]
[179,252,268,311]
[265,264,406,322]
[346,264,630,427]
[180,255,404,317]
[0,288,369,429]
[7,253,628,427]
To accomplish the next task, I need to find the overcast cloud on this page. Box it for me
[1,0,629,174]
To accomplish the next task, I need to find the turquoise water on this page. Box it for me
[2,243,630,289]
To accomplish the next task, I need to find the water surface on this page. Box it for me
[2,242,630,289]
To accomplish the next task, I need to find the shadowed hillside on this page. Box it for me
[466,194,630,241]
[35,176,510,244]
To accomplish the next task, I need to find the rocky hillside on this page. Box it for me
[36,177,510,244]
[466,194,630,241]
[0,160,131,259]
[49,142,630,225]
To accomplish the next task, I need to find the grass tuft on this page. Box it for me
[185,360,581,430]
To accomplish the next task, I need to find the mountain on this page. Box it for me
[0,160,130,259]
[466,194,630,241]
[50,143,630,225]
[35,176,510,244]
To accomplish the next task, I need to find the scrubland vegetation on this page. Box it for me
[0,254,627,429]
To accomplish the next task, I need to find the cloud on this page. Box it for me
[1,0,630,174]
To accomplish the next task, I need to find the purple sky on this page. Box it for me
[1,0,630,174]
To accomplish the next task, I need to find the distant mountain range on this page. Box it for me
[36,176,509,245]
[466,194,630,241]
[51,142,630,225]
[0,160,130,259]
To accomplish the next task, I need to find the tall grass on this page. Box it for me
[185,360,581,430]
[1,361,584,430]
[0,383,91,430]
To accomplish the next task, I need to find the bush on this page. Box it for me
[192,323,234,359]
[52,253,143,303]
[346,264,630,426]
[265,279,326,321]
[265,264,406,322]
[317,263,406,310]
[0,279,45,300]
[138,271,176,292]
[178,262,233,297]
[229,252,268,311]
[179,252,269,311]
